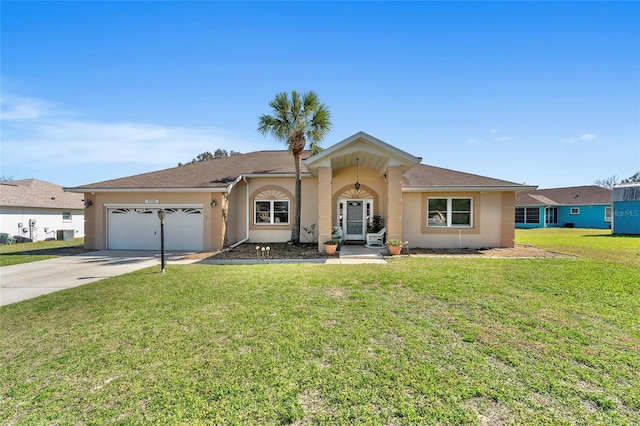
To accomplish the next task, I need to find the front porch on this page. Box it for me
[303,132,422,250]
[320,242,387,264]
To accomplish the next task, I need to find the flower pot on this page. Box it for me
[324,244,338,256]
[387,244,402,256]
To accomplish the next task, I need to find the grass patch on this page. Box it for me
[0,238,85,266]
[1,231,639,424]
[516,228,639,267]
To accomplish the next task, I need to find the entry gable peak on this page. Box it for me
[304,131,421,176]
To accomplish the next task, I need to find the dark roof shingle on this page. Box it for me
[515,185,611,206]
[71,151,305,190]
[403,164,525,187]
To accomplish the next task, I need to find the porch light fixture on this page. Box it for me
[84,199,92,208]
[157,209,167,273]
[210,199,217,208]
[354,157,361,191]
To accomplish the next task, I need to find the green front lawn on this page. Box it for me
[0,238,85,266]
[1,231,638,424]
[516,228,639,267]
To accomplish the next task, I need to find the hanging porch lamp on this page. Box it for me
[354,157,361,191]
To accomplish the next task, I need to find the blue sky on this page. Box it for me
[2,1,638,189]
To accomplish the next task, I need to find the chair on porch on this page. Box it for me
[365,227,386,248]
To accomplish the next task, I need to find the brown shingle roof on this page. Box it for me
[0,179,84,209]
[403,164,525,188]
[69,150,531,191]
[71,151,307,190]
[515,185,612,206]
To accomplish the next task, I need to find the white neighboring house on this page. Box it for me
[0,179,85,242]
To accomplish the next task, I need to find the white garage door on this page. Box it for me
[107,208,204,251]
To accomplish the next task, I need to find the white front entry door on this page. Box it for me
[338,200,372,241]
[107,208,203,251]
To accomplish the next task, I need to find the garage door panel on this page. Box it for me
[164,208,203,251]
[107,208,203,251]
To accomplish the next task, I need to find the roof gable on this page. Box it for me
[304,131,421,177]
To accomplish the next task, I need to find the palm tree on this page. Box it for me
[258,90,332,244]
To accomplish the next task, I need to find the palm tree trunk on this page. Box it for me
[292,153,302,244]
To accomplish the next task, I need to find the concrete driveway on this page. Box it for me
[0,251,195,306]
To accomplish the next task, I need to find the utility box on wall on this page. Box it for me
[57,230,75,241]
[612,183,640,235]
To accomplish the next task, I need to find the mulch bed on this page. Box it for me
[184,243,570,261]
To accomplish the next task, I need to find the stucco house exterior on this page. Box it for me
[515,185,612,229]
[0,179,85,242]
[67,132,536,252]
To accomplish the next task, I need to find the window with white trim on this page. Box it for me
[62,211,72,222]
[253,187,290,225]
[515,207,540,224]
[604,206,612,222]
[570,207,580,215]
[254,200,289,225]
[427,197,472,227]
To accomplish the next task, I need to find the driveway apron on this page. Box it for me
[0,251,188,306]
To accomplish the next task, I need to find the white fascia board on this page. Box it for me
[65,187,228,193]
[403,185,538,193]
[226,175,244,192]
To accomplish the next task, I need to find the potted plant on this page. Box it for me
[385,238,404,256]
[324,239,341,256]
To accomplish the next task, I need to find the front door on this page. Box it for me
[338,199,372,241]
[346,201,364,240]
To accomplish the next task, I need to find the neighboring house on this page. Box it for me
[612,183,640,235]
[66,132,536,251]
[515,185,612,229]
[0,179,85,242]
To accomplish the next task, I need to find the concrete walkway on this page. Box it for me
[328,243,387,264]
[0,251,196,306]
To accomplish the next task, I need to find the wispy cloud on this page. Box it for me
[0,94,55,120]
[1,94,252,168]
[467,129,512,144]
[562,133,598,144]
[578,133,598,141]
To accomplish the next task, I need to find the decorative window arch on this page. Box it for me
[252,186,292,226]
[337,187,374,200]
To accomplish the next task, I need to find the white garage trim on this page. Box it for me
[104,203,204,208]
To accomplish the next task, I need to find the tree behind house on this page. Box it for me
[178,149,241,166]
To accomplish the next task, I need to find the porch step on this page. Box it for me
[338,244,386,260]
